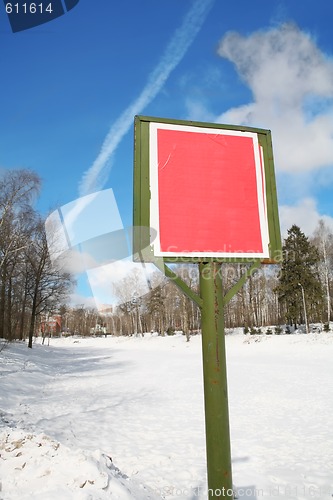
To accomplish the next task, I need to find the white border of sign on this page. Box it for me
[149,122,270,259]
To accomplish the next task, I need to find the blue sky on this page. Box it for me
[1,0,333,307]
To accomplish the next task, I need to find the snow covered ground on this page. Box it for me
[0,331,333,499]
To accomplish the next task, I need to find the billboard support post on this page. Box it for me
[133,115,282,500]
[199,261,233,499]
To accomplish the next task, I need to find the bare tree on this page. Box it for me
[312,220,333,324]
[0,170,40,340]
[0,170,40,265]
[25,219,75,348]
[112,268,150,336]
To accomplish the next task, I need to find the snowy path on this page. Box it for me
[1,332,333,499]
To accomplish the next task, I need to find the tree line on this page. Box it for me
[66,223,332,337]
[0,170,73,347]
[1,168,332,342]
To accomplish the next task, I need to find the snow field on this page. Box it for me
[0,331,333,499]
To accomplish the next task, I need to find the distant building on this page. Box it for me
[90,324,107,336]
[40,315,62,335]
[99,304,113,315]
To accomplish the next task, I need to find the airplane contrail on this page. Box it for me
[79,0,215,197]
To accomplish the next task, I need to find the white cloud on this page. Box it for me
[185,98,216,122]
[86,260,164,308]
[279,197,333,237]
[55,249,100,274]
[79,0,214,197]
[216,24,333,173]
[68,293,98,311]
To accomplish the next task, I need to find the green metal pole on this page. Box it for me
[199,261,234,499]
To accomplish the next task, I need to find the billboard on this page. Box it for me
[134,116,281,263]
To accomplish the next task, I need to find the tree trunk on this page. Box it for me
[19,284,28,341]
[0,265,7,338]
[28,290,38,348]
[7,275,12,341]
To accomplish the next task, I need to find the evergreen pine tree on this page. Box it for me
[275,225,324,328]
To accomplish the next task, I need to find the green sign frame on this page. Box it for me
[133,115,281,264]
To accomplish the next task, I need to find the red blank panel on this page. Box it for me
[156,129,264,254]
